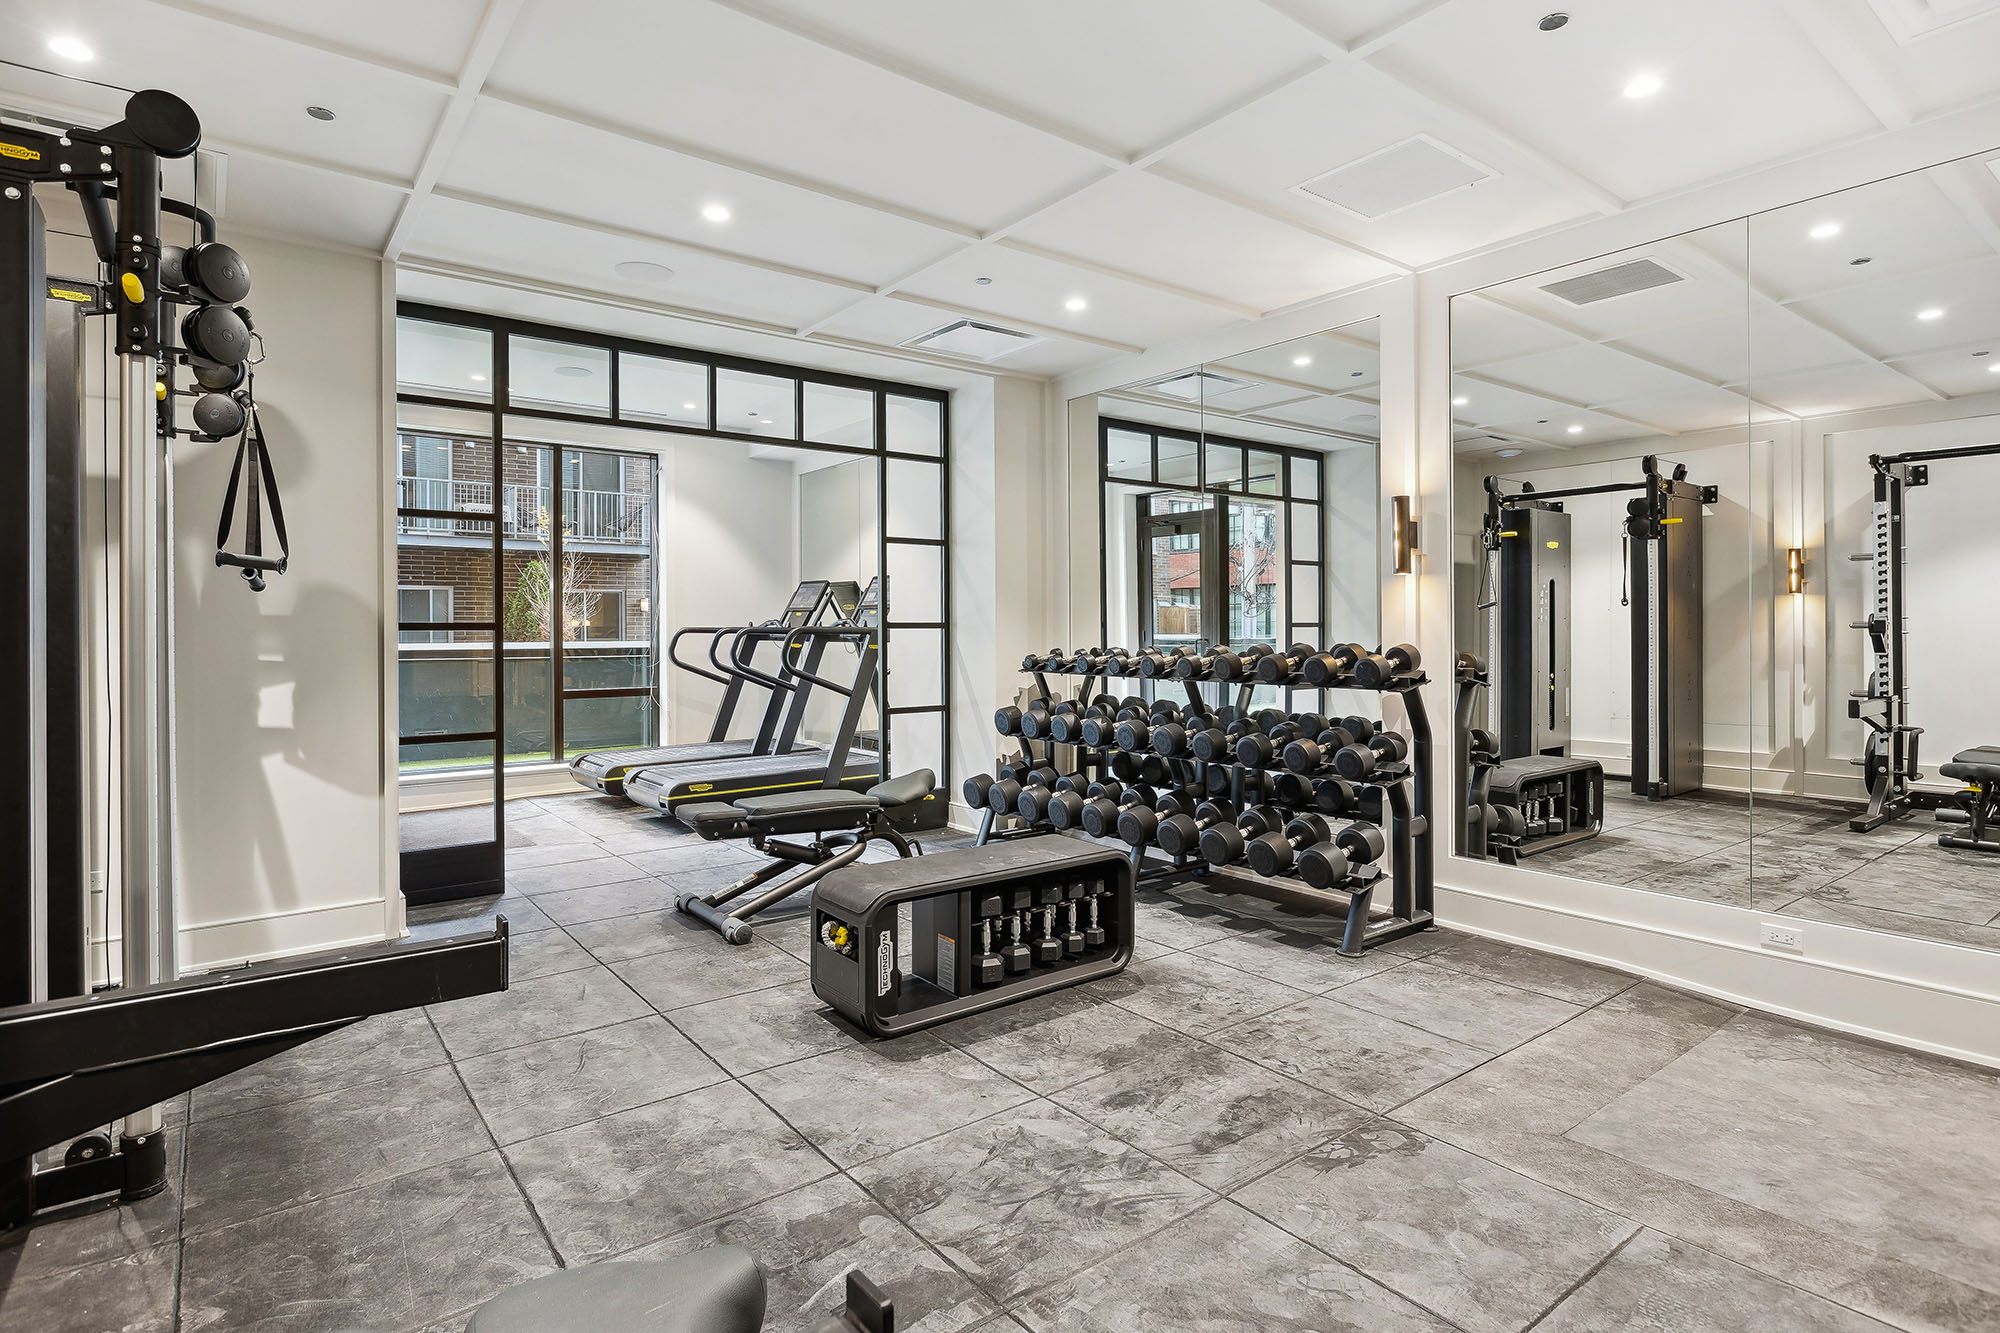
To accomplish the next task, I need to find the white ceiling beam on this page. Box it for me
[1453,367,1683,437]
[1769,0,1916,130]
[1350,0,1462,59]
[428,187,877,293]
[140,0,460,89]
[477,90,982,241]
[702,0,1127,165]
[383,0,526,261]
[992,238,1264,319]
[395,256,1051,381]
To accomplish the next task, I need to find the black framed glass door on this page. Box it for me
[1136,494,1224,649]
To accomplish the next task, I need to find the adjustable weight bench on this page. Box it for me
[1937,747,2000,853]
[674,769,936,943]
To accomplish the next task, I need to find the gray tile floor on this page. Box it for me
[6,792,2000,1331]
[1535,786,2000,952]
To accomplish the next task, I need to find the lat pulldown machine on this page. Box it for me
[0,91,504,1227]
[1848,441,2000,850]
[1480,455,1714,800]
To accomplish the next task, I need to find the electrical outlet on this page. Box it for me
[1760,922,1804,952]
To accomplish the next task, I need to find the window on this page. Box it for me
[398,586,451,644]
[576,590,623,641]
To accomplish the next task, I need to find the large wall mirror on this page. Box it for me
[1452,148,2000,956]
[1070,318,1382,715]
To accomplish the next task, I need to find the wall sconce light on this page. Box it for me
[1787,546,1805,594]
[1392,494,1418,575]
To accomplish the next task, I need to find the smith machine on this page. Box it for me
[0,92,505,1226]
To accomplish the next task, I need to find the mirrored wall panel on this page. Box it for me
[1744,150,2000,953]
[1070,318,1382,717]
[1450,221,1756,909]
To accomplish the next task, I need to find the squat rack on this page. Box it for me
[1847,440,2000,832]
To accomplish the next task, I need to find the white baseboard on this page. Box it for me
[1438,857,2000,1069]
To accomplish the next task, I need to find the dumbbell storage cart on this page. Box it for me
[963,641,1437,956]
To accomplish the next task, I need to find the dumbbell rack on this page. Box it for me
[966,644,1436,956]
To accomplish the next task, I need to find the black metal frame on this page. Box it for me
[396,306,952,896]
[394,305,952,848]
[1097,416,1332,655]
[1849,441,2000,832]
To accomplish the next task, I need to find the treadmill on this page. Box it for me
[568,579,859,795]
[625,577,885,818]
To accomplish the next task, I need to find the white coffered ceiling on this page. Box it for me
[4,0,2000,383]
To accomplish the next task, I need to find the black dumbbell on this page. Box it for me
[1021,700,1079,742]
[1281,725,1358,775]
[1352,644,1422,689]
[1255,642,1317,684]
[1157,798,1236,859]
[963,773,995,811]
[1171,648,1219,679]
[1236,719,1312,768]
[1018,784,1085,826]
[1150,716,1196,758]
[1300,822,1388,889]
[1108,750,1144,781]
[1333,731,1409,780]
[1246,812,1333,877]
[1339,715,1378,745]
[1210,643,1273,682]
[1079,782,1154,838]
[1313,776,1360,816]
[1139,754,1174,786]
[1080,707,1137,748]
[1050,704,1112,745]
[995,760,1057,787]
[1199,806,1285,868]
[1135,648,1188,678]
[1189,717,1249,763]
[1302,644,1365,687]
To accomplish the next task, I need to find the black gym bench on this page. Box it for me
[1937,747,2000,854]
[674,769,936,943]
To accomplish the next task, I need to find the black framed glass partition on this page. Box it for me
[395,305,951,900]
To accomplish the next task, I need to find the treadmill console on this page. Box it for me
[782,579,831,627]
[854,576,882,626]
[825,579,863,623]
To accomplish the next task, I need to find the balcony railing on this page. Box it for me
[397,477,649,545]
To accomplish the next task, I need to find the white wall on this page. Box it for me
[1056,111,2000,1068]
[152,235,395,969]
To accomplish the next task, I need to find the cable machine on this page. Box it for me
[0,91,504,1227]
[1479,455,1714,799]
[1847,441,2000,833]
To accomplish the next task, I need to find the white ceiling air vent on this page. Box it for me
[901,320,1042,362]
[1539,257,1686,306]
[1140,369,1258,402]
[1293,135,1494,220]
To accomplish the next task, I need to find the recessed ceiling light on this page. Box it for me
[682,401,698,410]
[1498,448,1524,458]
[469,373,487,383]
[1566,424,1584,434]
[1808,221,1841,240]
[1064,296,1087,313]
[974,276,993,286]
[701,202,732,223]
[554,365,593,378]
[1917,307,1946,321]
[760,418,773,425]
[1538,12,1570,31]
[1622,72,1664,100]
[47,34,93,61]
[1292,354,1312,367]
[614,260,674,283]
[1451,395,1469,407]
[306,105,336,122]
[1989,364,2000,374]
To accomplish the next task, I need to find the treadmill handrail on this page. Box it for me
[726,624,797,692]
[780,624,870,696]
[668,625,737,687]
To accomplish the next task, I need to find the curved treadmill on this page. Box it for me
[568,579,857,795]
[626,580,883,817]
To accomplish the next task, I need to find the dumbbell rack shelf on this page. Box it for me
[973,645,1437,956]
